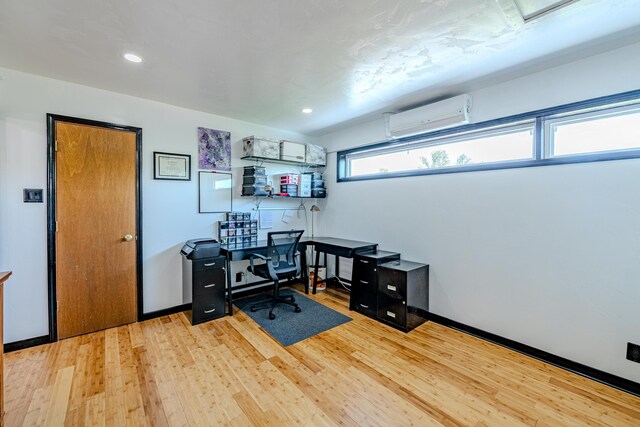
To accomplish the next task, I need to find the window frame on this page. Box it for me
[337,89,640,183]
[345,120,537,178]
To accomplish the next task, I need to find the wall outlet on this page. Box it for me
[627,342,640,363]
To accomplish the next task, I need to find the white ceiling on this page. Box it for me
[1,0,639,135]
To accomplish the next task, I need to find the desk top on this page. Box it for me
[220,237,376,253]
[302,237,377,251]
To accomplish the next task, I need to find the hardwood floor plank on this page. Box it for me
[4,287,639,426]
[43,365,74,425]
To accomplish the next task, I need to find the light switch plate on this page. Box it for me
[23,188,43,203]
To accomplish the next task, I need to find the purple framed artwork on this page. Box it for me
[198,127,231,171]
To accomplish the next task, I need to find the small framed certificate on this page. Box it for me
[154,152,191,181]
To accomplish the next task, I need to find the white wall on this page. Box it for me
[0,67,317,343]
[318,42,640,382]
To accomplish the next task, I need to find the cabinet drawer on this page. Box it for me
[193,268,226,296]
[351,271,377,294]
[193,256,225,272]
[377,294,406,328]
[351,291,377,318]
[378,268,406,299]
[353,258,377,283]
[192,294,226,324]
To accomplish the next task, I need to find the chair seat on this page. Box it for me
[250,261,298,280]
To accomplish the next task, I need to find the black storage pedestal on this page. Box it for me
[350,250,401,318]
[350,252,429,333]
[181,239,226,325]
[187,256,227,325]
[377,260,429,332]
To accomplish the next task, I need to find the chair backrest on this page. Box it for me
[266,230,304,270]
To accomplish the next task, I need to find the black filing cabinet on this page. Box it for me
[377,260,429,332]
[189,256,226,325]
[350,250,400,318]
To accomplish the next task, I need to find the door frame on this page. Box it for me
[46,114,143,342]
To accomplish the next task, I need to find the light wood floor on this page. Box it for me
[4,287,640,426]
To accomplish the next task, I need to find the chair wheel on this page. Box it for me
[294,306,301,313]
[290,296,296,302]
[269,312,276,320]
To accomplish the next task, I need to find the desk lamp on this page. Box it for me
[310,204,320,239]
[309,204,321,287]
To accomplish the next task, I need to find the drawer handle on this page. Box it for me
[386,311,396,318]
[359,260,369,264]
[360,304,369,309]
[360,280,369,284]
[204,262,216,267]
[204,308,216,314]
[204,283,216,288]
[387,285,397,291]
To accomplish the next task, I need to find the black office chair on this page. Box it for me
[247,230,304,320]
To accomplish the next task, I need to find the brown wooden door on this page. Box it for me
[55,121,138,339]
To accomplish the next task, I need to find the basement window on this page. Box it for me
[337,90,640,182]
[346,122,535,178]
[546,103,640,157]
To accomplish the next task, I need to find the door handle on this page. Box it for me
[204,283,216,288]
[204,308,216,314]
[123,234,133,242]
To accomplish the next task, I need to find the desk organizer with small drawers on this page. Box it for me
[351,251,429,332]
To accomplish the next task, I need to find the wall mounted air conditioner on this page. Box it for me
[386,94,472,138]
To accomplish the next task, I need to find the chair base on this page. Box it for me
[250,286,301,320]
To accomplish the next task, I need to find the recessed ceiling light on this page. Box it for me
[301,108,313,114]
[123,53,143,63]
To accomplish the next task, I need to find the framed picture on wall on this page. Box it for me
[198,127,231,171]
[153,152,191,181]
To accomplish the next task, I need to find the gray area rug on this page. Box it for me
[234,289,352,346]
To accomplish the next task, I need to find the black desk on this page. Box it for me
[220,236,377,314]
[300,237,378,294]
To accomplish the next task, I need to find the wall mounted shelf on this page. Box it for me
[241,155,325,169]
[241,194,326,200]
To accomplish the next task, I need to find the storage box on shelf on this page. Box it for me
[241,136,327,167]
[242,165,268,196]
[280,140,306,162]
[300,173,312,197]
[242,136,280,160]
[306,144,327,166]
[280,184,299,196]
[241,170,327,199]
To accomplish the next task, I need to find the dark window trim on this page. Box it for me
[337,88,640,182]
